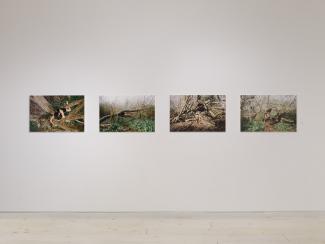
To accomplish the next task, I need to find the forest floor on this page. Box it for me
[100,116,154,132]
[241,112,296,132]
[170,112,225,132]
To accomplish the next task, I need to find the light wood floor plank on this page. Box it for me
[0,212,324,244]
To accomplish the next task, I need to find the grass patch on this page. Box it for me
[273,122,296,132]
[102,116,155,132]
[30,121,39,132]
[129,118,155,132]
[241,118,264,132]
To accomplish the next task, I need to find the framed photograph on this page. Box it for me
[30,95,85,132]
[99,96,155,132]
[240,95,297,132]
[170,95,226,132]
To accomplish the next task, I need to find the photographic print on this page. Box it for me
[99,96,155,132]
[170,95,226,132]
[30,96,85,132]
[240,95,297,132]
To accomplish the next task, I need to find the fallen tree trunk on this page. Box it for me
[30,96,54,114]
[99,109,143,122]
[65,114,85,121]
[56,122,80,132]
[100,123,111,127]
[281,117,295,124]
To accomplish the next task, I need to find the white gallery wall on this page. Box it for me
[0,0,324,211]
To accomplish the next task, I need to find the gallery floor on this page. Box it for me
[0,212,324,244]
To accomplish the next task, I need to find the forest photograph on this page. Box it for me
[30,96,85,132]
[170,95,226,132]
[99,96,155,132]
[241,95,297,132]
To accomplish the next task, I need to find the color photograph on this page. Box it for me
[30,96,85,132]
[99,96,155,132]
[240,95,297,132]
[170,95,226,132]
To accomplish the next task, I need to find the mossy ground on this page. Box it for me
[101,117,155,132]
[241,114,296,132]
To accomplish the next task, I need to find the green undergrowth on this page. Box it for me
[101,117,155,132]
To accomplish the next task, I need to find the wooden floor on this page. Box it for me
[0,212,324,244]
